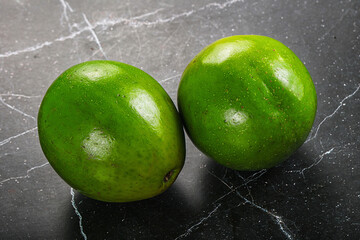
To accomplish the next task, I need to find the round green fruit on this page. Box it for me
[38,60,185,202]
[178,35,317,170]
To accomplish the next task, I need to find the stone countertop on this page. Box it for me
[0,0,359,239]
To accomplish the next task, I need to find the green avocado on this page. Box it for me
[38,60,185,202]
[178,35,317,170]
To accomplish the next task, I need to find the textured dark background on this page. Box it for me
[0,0,359,239]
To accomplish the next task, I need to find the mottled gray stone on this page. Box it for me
[0,0,359,239]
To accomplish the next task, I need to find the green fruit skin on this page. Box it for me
[178,35,317,170]
[38,60,185,202]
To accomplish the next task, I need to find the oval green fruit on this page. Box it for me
[178,35,317,170]
[38,60,185,202]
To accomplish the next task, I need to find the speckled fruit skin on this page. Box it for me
[38,60,185,202]
[178,35,317,170]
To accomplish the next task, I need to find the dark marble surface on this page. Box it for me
[1,0,359,239]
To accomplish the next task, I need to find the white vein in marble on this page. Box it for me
[0,127,37,147]
[211,169,268,203]
[0,93,41,99]
[70,188,87,240]
[0,0,244,59]
[82,13,108,59]
[209,170,293,240]
[59,0,74,31]
[234,189,294,240]
[0,96,36,121]
[306,84,360,143]
[287,147,336,178]
[0,162,49,185]
[174,203,221,240]
[316,8,351,42]
[159,74,182,84]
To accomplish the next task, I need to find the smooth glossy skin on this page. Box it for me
[178,35,317,170]
[38,60,185,202]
